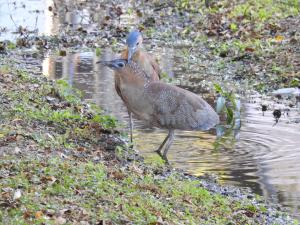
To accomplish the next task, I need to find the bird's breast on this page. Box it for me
[119,82,153,120]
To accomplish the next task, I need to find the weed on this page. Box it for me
[214,83,239,125]
[144,155,166,167]
[95,47,102,57]
[56,79,82,104]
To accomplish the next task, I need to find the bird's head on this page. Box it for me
[126,30,143,62]
[97,59,127,70]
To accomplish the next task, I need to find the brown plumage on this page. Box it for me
[114,31,160,142]
[101,59,220,158]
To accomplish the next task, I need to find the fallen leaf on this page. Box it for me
[35,211,43,219]
[109,171,126,180]
[23,211,31,219]
[77,147,85,152]
[275,35,284,42]
[41,176,56,184]
[245,47,255,52]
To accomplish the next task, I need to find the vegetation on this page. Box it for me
[169,0,300,93]
[0,66,117,149]
[2,155,295,225]
[0,65,296,224]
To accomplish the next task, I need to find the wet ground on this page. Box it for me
[1,0,300,220]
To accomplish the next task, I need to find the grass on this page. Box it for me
[0,66,118,150]
[229,0,299,22]
[1,156,293,225]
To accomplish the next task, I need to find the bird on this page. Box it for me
[99,59,219,158]
[115,30,161,143]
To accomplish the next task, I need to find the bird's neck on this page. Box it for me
[127,62,151,83]
[133,48,142,59]
[121,47,143,60]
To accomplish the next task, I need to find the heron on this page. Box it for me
[99,59,219,158]
[115,30,161,143]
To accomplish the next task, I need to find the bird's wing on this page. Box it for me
[145,82,219,130]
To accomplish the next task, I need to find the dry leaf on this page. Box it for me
[245,47,255,52]
[23,211,31,219]
[77,147,85,152]
[35,211,43,219]
[41,176,56,184]
[275,35,284,42]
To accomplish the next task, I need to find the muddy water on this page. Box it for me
[41,50,300,218]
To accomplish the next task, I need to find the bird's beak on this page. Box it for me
[127,47,136,62]
[96,60,106,65]
[96,59,127,70]
[96,60,115,69]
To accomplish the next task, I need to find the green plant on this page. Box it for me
[7,41,16,50]
[289,78,299,87]
[95,47,101,57]
[56,79,83,103]
[230,23,238,32]
[214,84,239,125]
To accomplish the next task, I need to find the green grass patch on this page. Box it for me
[1,156,288,224]
[144,154,166,167]
[0,68,118,149]
[229,0,299,22]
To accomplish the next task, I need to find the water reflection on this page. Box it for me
[42,51,300,218]
[0,0,136,41]
[0,0,59,40]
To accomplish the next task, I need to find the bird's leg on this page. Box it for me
[155,131,171,154]
[128,111,133,143]
[162,130,175,158]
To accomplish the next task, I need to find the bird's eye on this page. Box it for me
[136,42,139,46]
[118,62,124,67]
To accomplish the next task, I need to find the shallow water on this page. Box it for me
[0,0,56,41]
[41,50,300,218]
